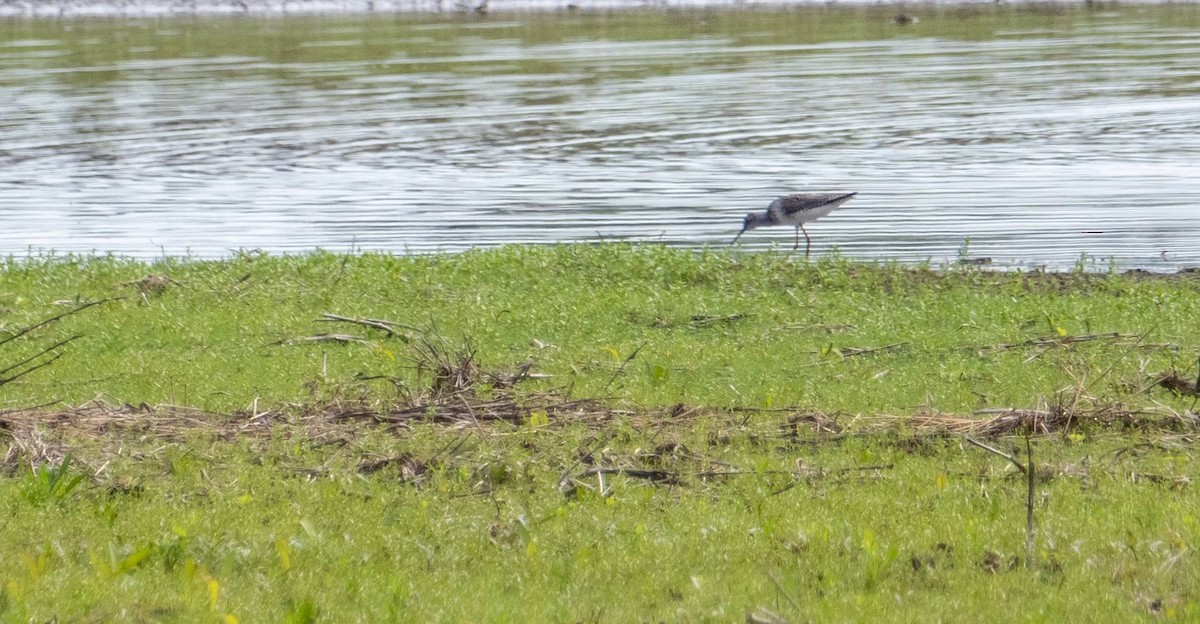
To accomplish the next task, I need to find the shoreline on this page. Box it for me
[4,245,1199,277]
[0,0,1152,19]
[3,244,1198,413]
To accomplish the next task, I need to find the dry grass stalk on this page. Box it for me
[317,313,418,339]
[1,297,124,388]
[2,399,1192,470]
[269,333,368,346]
[967,332,1172,355]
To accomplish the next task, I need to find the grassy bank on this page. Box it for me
[4,245,1199,412]
[2,245,1199,621]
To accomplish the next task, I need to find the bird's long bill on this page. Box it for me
[731,228,746,245]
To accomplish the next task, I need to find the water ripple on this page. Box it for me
[1,10,1199,269]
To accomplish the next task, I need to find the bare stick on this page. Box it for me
[556,434,612,489]
[268,334,367,346]
[0,335,80,380]
[306,334,366,345]
[767,573,801,611]
[688,313,749,328]
[0,297,124,348]
[0,350,65,386]
[317,313,418,337]
[965,332,1150,354]
[1024,435,1036,568]
[965,436,1027,475]
[575,466,676,483]
[841,342,909,358]
[966,435,1037,568]
[604,343,644,389]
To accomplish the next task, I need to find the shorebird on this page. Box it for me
[732,192,857,259]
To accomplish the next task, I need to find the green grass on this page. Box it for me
[2,245,1200,621]
[1,425,1198,622]
[2,245,1198,413]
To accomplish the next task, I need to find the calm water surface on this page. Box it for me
[2,7,1199,268]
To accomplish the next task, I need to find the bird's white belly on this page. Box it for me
[781,199,846,225]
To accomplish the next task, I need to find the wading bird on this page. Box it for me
[732,192,857,259]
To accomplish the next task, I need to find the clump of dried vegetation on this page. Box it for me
[4,321,1197,478]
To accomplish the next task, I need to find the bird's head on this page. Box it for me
[732,212,770,244]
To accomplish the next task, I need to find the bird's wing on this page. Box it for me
[775,193,856,215]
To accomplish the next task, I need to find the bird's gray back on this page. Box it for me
[768,192,856,220]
